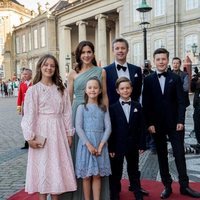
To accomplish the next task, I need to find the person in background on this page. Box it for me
[104,38,148,197]
[142,48,200,199]
[190,67,200,150]
[142,60,156,154]
[17,68,32,149]
[21,54,77,200]
[172,57,190,108]
[75,77,111,200]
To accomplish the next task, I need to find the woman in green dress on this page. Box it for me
[60,41,109,200]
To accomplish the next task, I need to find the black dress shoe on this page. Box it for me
[134,192,144,200]
[21,146,28,149]
[129,186,149,196]
[180,187,200,198]
[160,187,172,199]
[140,188,149,196]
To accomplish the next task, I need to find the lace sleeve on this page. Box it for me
[63,88,75,136]
[21,87,37,141]
[75,105,89,145]
[101,109,111,143]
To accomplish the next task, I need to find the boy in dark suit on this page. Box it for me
[142,48,200,199]
[109,77,145,200]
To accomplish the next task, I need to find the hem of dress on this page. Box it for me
[25,188,77,195]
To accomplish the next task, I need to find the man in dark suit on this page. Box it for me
[109,77,145,200]
[142,48,200,199]
[104,38,142,105]
[104,38,148,198]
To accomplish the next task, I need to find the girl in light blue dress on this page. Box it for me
[75,77,111,200]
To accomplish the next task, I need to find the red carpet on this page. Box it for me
[8,179,200,200]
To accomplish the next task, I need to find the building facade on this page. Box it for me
[0,0,34,80]
[11,0,200,80]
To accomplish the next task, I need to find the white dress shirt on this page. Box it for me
[156,70,166,94]
[119,97,131,122]
[115,61,130,79]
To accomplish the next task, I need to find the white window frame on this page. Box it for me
[33,29,38,49]
[186,0,198,10]
[16,36,20,54]
[154,39,165,50]
[133,0,140,22]
[0,37,4,54]
[40,26,46,48]
[154,0,166,17]
[22,34,26,52]
[133,42,143,66]
[184,34,198,53]
[28,32,31,51]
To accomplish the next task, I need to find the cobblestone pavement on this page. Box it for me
[0,95,200,200]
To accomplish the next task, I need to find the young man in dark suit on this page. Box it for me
[104,38,148,197]
[142,48,200,199]
[109,77,145,200]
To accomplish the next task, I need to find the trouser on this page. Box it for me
[153,130,189,188]
[109,150,141,198]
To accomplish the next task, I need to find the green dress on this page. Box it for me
[59,66,110,200]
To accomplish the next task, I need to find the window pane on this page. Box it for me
[28,32,31,51]
[186,0,198,10]
[40,26,46,47]
[133,0,140,22]
[155,0,166,17]
[133,43,143,66]
[185,34,198,53]
[22,34,26,52]
[16,37,20,54]
[34,29,38,49]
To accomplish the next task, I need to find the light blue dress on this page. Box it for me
[75,104,111,178]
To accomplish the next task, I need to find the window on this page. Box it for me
[28,32,31,51]
[40,26,46,47]
[155,0,166,17]
[0,37,3,54]
[186,0,198,10]
[33,29,38,49]
[154,39,165,50]
[133,43,143,66]
[22,34,26,52]
[16,36,20,54]
[185,34,198,53]
[133,0,140,22]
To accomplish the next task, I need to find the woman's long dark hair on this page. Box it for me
[84,76,106,112]
[74,41,97,73]
[33,54,65,95]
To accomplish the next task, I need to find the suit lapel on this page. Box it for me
[117,101,129,123]
[110,62,119,83]
[129,101,134,123]
[152,72,163,95]
[163,72,171,95]
[127,63,136,83]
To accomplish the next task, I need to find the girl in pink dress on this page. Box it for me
[21,54,77,200]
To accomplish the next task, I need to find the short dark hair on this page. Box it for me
[112,38,129,49]
[172,57,181,65]
[153,48,169,59]
[115,76,132,89]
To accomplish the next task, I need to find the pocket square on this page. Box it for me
[169,79,173,83]
[134,108,138,112]
[134,73,138,77]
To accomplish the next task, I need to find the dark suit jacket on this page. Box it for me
[142,71,185,131]
[108,100,145,155]
[104,62,142,105]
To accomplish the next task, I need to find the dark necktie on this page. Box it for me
[117,64,127,72]
[158,72,167,78]
[122,101,131,106]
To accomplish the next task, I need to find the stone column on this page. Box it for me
[58,26,72,81]
[95,14,108,67]
[76,20,88,42]
[117,7,122,36]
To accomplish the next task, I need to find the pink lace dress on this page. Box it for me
[21,82,77,194]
